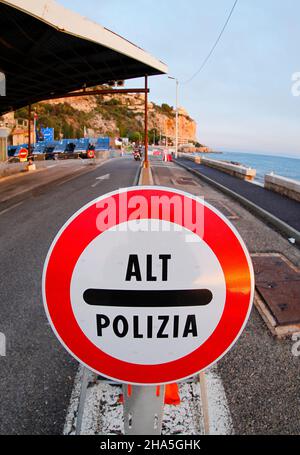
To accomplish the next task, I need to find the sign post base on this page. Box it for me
[123,385,165,435]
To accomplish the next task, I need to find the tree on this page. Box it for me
[161,103,174,116]
[128,131,142,143]
[148,128,159,145]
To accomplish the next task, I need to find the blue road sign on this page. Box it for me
[41,127,54,142]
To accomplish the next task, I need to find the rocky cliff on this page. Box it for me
[12,90,197,143]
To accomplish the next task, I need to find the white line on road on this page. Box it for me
[74,167,85,172]
[204,366,234,435]
[91,174,110,188]
[0,201,23,216]
[0,332,6,356]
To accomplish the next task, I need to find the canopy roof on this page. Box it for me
[0,0,168,115]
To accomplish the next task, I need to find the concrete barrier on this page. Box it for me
[0,160,56,178]
[178,152,195,161]
[0,162,27,178]
[200,157,256,181]
[34,154,46,161]
[265,174,300,202]
[95,150,111,160]
[178,153,256,181]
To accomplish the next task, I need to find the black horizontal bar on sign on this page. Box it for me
[83,289,213,308]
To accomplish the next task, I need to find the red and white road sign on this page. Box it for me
[87,149,95,159]
[19,148,28,160]
[42,187,254,385]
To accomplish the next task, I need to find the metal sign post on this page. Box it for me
[123,385,165,435]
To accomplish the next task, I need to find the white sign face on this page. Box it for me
[43,186,254,384]
[71,219,226,365]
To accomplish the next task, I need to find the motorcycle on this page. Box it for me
[133,151,141,161]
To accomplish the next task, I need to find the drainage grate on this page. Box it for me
[252,254,300,336]
[206,199,239,220]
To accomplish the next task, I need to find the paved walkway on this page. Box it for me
[177,158,300,232]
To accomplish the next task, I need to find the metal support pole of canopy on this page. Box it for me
[28,104,31,157]
[143,75,149,169]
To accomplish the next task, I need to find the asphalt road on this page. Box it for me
[177,158,300,231]
[0,157,140,435]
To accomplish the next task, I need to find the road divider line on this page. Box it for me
[0,201,23,216]
[199,372,210,434]
[204,366,234,435]
[91,174,110,188]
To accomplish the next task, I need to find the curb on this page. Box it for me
[175,159,300,246]
[132,162,143,186]
[138,165,154,186]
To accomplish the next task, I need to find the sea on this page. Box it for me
[196,151,300,184]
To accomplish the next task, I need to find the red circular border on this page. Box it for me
[44,188,253,384]
[19,148,28,159]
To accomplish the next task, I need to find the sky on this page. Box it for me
[60,0,300,158]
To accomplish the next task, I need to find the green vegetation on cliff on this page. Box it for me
[15,97,176,143]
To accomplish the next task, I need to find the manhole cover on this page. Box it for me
[252,254,300,331]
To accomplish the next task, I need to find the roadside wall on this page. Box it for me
[265,174,300,202]
[0,150,118,179]
[178,153,256,181]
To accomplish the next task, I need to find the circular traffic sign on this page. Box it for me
[42,187,254,385]
[87,149,95,159]
[19,148,28,160]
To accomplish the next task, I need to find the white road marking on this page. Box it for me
[0,201,23,216]
[199,372,210,434]
[64,365,233,435]
[0,332,6,356]
[73,167,85,173]
[91,174,110,188]
[204,366,234,435]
